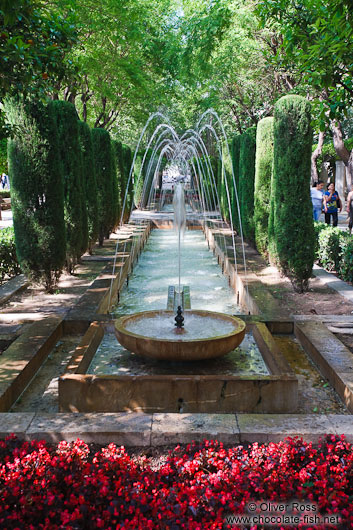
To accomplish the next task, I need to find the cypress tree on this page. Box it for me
[78,121,99,253]
[271,95,314,292]
[231,135,241,232]
[133,152,144,208]
[219,141,232,222]
[49,100,87,271]
[121,144,133,216]
[239,127,256,242]
[110,145,121,231]
[254,117,274,257]
[112,140,124,225]
[91,128,114,245]
[5,98,65,291]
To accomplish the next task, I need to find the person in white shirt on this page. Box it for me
[310,180,324,221]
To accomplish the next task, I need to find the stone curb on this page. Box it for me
[312,264,353,303]
[0,412,351,445]
[0,274,29,306]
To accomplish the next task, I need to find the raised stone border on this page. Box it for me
[0,274,29,305]
[65,222,151,326]
[0,316,63,412]
[295,321,353,413]
[0,223,151,412]
[202,223,285,318]
[0,412,351,445]
[58,320,298,414]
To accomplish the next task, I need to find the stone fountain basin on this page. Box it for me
[114,310,246,361]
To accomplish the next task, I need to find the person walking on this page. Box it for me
[310,180,324,221]
[324,182,342,226]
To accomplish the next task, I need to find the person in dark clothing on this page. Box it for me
[324,182,342,226]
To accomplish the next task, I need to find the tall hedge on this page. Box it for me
[78,121,98,253]
[91,128,114,245]
[133,152,144,208]
[49,101,87,270]
[270,95,314,292]
[254,117,274,257]
[238,127,256,242]
[5,98,65,291]
[113,140,132,222]
[110,146,120,231]
[218,141,233,222]
[121,144,133,216]
[230,135,241,232]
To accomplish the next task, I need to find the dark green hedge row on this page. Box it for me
[270,95,314,292]
[6,98,133,290]
[6,98,66,292]
[221,96,314,292]
[254,117,273,258]
[238,127,256,242]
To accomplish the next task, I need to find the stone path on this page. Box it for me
[1,411,352,445]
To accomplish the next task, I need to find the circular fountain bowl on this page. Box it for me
[114,310,246,361]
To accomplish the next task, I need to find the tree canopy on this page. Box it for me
[1,0,353,149]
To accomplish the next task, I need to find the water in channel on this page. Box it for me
[88,228,269,375]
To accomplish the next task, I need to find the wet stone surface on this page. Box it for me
[11,335,83,413]
[88,331,269,376]
[274,335,348,415]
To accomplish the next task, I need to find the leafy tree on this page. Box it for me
[256,0,353,184]
[78,120,99,253]
[56,0,182,132]
[49,100,87,270]
[0,0,77,99]
[5,97,66,291]
[270,95,314,292]
[254,117,273,257]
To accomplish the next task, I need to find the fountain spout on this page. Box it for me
[174,305,184,328]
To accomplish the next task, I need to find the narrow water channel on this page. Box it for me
[114,228,240,316]
[89,228,269,375]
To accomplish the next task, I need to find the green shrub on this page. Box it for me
[49,101,87,270]
[0,227,21,283]
[340,237,353,283]
[92,128,114,245]
[78,121,99,253]
[313,221,328,255]
[239,127,256,242]
[5,97,66,291]
[317,226,347,272]
[270,95,314,292]
[254,117,274,257]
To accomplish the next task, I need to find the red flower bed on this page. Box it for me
[0,434,352,529]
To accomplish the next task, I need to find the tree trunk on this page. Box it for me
[332,121,353,189]
[311,130,326,184]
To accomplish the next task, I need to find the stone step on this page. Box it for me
[0,412,351,445]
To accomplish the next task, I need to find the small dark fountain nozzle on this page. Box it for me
[174,305,184,328]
